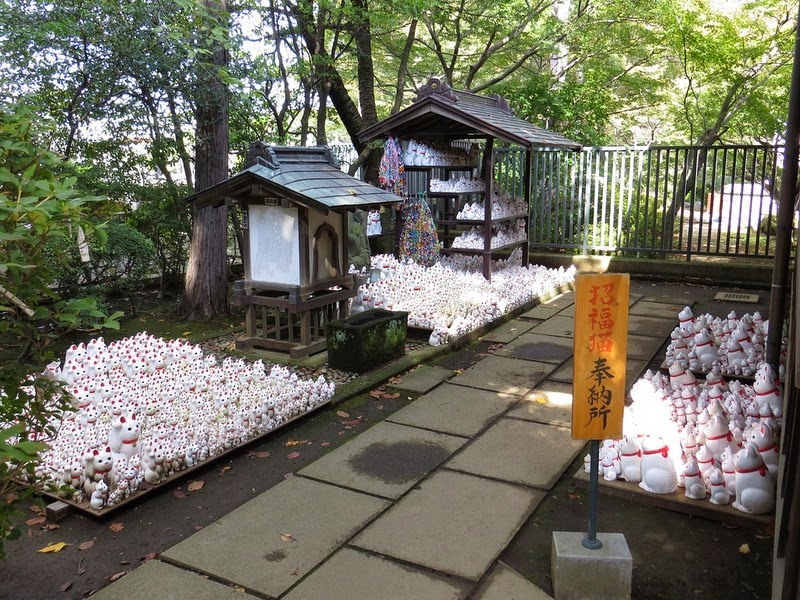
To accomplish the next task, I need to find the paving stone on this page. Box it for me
[495,333,574,364]
[446,418,585,490]
[283,547,469,600]
[389,365,455,395]
[472,562,553,600]
[387,383,518,437]
[541,294,575,310]
[519,304,564,321]
[162,477,389,598]
[352,470,543,581]
[481,320,536,344]
[527,315,576,338]
[625,359,650,389]
[89,560,261,600]
[549,358,574,383]
[626,333,668,362]
[509,381,573,428]
[448,355,555,396]
[299,421,465,499]
[627,314,677,338]
[628,300,686,320]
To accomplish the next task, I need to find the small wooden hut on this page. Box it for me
[187,144,401,358]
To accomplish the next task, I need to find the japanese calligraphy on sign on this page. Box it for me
[572,273,629,440]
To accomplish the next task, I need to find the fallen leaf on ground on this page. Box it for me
[376,404,384,410]
[109,523,124,533]
[3,492,18,505]
[320,441,330,447]
[45,524,60,531]
[78,540,95,551]
[283,472,294,479]
[280,532,296,542]
[194,525,204,530]
[247,451,271,458]
[120,560,131,565]
[381,393,399,399]
[140,552,159,563]
[336,410,350,418]
[388,376,403,384]
[25,516,46,526]
[28,504,43,514]
[290,567,299,576]
[181,330,191,336]
[38,542,68,553]
[285,439,306,447]
[286,451,301,460]
[567,493,581,500]
[75,567,86,576]
[369,390,383,398]
[173,489,187,499]
[59,581,72,592]
[341,419,362,427]
[187,480,205,492]
[107,571,127,583]
[739,544,751,554]
[220,466,232,474]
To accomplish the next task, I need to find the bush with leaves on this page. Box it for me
[45,220,156,314]
[128,183,192,296]
[0,103,122,558]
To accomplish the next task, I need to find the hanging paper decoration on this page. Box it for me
[379,136,407,197]
[399,193,440,266]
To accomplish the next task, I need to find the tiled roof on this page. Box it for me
[360,79,580,150]
[187,146,402,212]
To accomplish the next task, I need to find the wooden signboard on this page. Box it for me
[572,273,629,440]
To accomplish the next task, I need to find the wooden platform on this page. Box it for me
[573,467,773,530]
[38,399,331,517]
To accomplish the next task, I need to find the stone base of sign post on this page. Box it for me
[551,531,632,600]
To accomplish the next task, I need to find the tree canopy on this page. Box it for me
[0,0,795,318]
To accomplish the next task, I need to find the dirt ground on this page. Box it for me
[0,280,778,599]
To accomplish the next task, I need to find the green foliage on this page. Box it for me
[0,103,122,558]
[127,184,192,294]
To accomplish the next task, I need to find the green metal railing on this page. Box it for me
[501,144,785,261]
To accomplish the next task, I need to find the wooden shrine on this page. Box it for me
[360,77,580,280]
[187,144,401,358]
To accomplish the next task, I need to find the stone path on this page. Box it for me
[90,289,681,600]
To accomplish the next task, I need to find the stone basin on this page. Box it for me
[325,308,408,372]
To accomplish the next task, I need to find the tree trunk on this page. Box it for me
[181,0,230,320]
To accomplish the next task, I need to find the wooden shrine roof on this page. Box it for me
[359,77,581,150]
[187,145,402,213]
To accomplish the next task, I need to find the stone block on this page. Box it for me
[326,308,408,372]
[551,531,631,600]
[45,501,71,522]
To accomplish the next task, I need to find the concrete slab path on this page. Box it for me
[90,289,696,600]
[351,469,544,581]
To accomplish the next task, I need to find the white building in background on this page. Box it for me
[709,181,778,230]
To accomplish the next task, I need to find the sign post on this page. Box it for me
[572,273,629,550]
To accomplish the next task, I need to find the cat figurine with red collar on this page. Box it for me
[83,446,114,497]
[732,443,775,514]
[707,467,730,505]
[747,423,779,483]
[109,413,140,461]
[682,456,706,500]
[618,436,642,483]
[639,436,678,494]
[703,413,733,460]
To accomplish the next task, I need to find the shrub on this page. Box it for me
[0,103,121,557]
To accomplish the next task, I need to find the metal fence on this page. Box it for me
[499,144,785,261]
